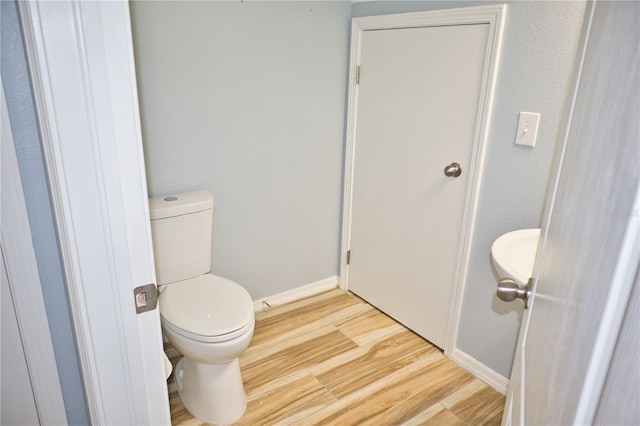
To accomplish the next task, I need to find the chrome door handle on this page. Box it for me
[497,278,532,309]
[443,162,462,177]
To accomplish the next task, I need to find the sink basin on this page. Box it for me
[491,229,540,285]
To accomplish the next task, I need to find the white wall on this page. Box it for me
[353,0,586,377]
[130,1,351,299]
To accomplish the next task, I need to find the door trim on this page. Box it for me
[18,1,170,424]
[340,5,507,357]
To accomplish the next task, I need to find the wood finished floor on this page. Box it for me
[165,289,505,425]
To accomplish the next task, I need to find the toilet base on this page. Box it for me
[175,357,247,425]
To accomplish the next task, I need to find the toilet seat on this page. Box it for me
[159,274,254,343]
[162,315,254,344]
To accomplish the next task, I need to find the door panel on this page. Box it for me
[1,252,40,426]
[349,24,489,348]
[505,2,639,424]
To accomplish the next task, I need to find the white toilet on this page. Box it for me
[149,190,255,425]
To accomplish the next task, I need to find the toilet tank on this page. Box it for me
[149,191,214,285]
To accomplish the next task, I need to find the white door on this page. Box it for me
[349,24,489,349]
[504,2,639,424]
[1,80,67,424]
[1,251,40,426]
[18,2,170,424]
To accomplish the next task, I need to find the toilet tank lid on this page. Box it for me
[149,190,214,220]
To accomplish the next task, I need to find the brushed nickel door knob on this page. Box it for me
[443,162,462,177]
[497,278,533,309]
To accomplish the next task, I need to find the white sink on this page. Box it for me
[491,229,540,285]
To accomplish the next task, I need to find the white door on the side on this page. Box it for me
[504,2,639,424]
[1,251,40,425]
[349,23,489,349]
[19,1,170,424]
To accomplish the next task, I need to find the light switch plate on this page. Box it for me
[515,112,540,147]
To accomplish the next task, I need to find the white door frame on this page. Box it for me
[1,80,68,425]
[18,1,170,424]
[340,5,507,357]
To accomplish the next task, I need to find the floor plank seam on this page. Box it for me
[165,289,505,425]
[305,367,339,402]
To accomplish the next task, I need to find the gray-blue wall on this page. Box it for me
[130,1,352,299]
[1,1,89,423]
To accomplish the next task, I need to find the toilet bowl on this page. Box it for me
[149,191,255,424]
[159,274,254,424]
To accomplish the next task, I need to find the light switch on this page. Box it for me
[515,112,540,147]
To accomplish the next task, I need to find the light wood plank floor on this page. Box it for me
[165,289,505,425]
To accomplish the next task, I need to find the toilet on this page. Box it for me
[149,190,255,425]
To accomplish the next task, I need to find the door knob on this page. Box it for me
[497,278,532,309]
[443,162,462,177]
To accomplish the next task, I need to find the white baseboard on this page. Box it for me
[452,348,509,394]
[253,275,340,312]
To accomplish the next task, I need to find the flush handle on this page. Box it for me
[497,278,533,309]
[443,162,462,177]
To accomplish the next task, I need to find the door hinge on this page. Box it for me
[134,283,159,314]
[347,250,351,265]
[355,66,361,85]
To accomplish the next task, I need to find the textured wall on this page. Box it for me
[0,1,89,423]
[130,1,351,299]
[353,1,586,377]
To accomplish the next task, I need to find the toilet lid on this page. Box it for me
[159,274,254,339]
